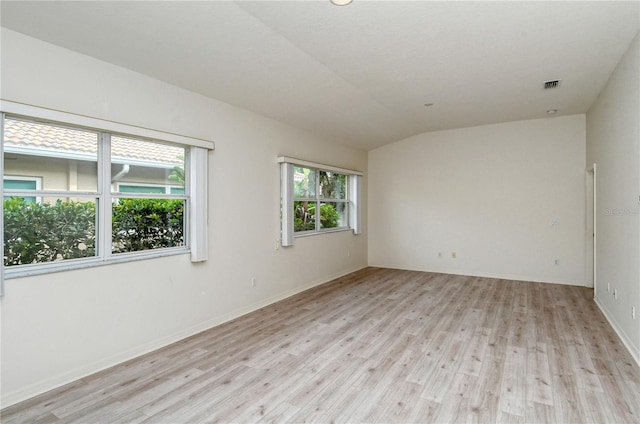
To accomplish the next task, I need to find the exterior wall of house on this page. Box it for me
[0,28,368,406]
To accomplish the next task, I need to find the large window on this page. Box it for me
[1,107,211,278]
[279,156,362,246]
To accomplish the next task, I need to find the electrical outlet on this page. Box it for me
[554,259,559,266]
[613,289,618,299]
[452,252,457,259]
[251,277,256,287]
[275,240,280,250]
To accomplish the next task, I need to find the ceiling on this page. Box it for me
[1,1,639,151]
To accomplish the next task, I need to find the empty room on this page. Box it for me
[1,1,639,423]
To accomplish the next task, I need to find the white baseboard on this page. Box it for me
[1,265,366,408]
[369,263,587,286]
[594,298,640,367]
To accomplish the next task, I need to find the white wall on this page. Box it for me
[368,115,587,285]
[0,29,368,406]
[586,31,640,364]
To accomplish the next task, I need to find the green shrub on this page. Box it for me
[4,197,184,266]
[293,202,339,232]
[112,198,184,253]
[3,198,96,266]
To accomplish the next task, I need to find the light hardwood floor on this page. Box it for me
[3,267,640,423]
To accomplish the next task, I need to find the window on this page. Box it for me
[279,156,362,247]
[293,167,348,232]
[1,103,212,279]
[3,176,42,203]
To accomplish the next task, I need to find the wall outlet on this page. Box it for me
[613,289,617,299]
[452,252,457,259]
[251,277,256,287]
[275,240,280,250]
[554,259,559,266]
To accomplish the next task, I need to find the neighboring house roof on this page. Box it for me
[4,118,184,167]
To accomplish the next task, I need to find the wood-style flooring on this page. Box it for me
[2,267,640,423]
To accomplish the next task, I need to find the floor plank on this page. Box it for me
[3,267,639,423]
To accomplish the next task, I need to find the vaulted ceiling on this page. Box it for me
[2,1,639,150]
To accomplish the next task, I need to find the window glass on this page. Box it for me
[3,118,98,192]
[319,202,348,229]
[4,196,97,266]
[111,136,185,190]
[294,200,317,232]
[292,167,348,233]
[319,171,346,199]
[112,198,185,254]
[293,166,315,198]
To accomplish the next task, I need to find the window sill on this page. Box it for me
[3,247,190,279]
[293,227,353,238]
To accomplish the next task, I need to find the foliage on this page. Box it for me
[294,201,339,232]
[4,197,184,266]
[112,198,184,253]
[4,197,96,266]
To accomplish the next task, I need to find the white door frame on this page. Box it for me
[586,163,597,296]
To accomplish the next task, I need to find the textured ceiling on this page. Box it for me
[1,1,639,150]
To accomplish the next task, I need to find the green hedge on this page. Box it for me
[4,197,184,266]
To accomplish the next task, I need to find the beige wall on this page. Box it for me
[0,28,368,406]
[368,115,587,286]
[586,31,640,363]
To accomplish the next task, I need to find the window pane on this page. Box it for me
[118,184,166,194]
[319,202,348,229]
[3,118,98,192]
[170,187,185,195]
[294,200,316,232]
[111,136,185,192]
[293,167,315,198]
[112,198,185,254]
[319,171,346,199]
[3,197,97,266]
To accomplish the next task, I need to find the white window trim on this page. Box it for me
[278,156,362,247]
[1,103,213,283]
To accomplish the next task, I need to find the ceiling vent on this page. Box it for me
[543,80,561,89]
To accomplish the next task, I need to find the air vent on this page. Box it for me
[544,80,561,89]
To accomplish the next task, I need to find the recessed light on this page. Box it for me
[330,0,353,5]
[546,109,558,115]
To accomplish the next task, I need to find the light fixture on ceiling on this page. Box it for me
[330,0,353,5]
[546,109,558,115]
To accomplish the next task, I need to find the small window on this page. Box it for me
[3,176,42,203]
[293,167,349,233]
[279,157,362,247]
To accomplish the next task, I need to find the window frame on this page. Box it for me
[279,156,362,247]
[1,101,213,282]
